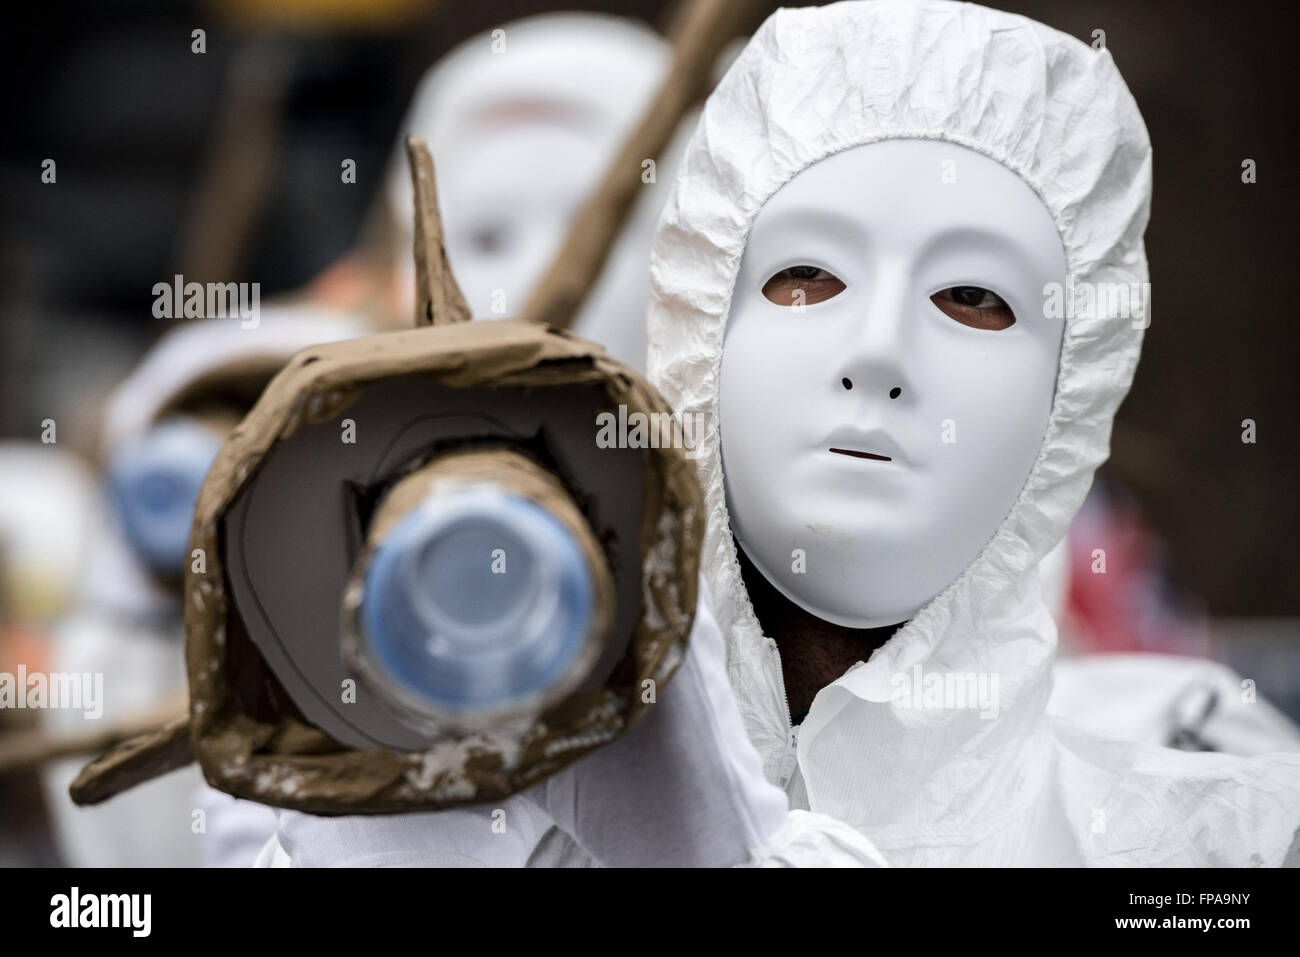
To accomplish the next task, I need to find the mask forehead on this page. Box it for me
[749,140,1060,253]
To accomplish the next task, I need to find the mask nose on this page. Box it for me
[840,378,903,399]
[835,270,914,400]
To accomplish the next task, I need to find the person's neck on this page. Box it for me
[736,545,903,724]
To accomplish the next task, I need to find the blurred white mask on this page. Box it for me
[386,14,669,369]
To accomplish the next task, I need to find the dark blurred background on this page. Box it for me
[1,0,1296,617]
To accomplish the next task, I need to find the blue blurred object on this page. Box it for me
[359,486,596,719]
[107,418,223,578]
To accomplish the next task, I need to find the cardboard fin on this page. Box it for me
[69,715,195,806]
[405,135,471,328]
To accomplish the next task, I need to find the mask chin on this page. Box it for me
[719,139,1067,632]
[734,530,927,630]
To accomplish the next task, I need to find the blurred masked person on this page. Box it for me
[381,12,681,369]
[42,310,361,867]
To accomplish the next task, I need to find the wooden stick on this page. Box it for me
[517,0,767,331]
[406,135,472,327]
[177,36,288,289]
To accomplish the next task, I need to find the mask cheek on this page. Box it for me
[920,358,1055,527]
[719,389,795,492]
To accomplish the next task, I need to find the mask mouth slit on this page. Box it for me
[829,447,892,462]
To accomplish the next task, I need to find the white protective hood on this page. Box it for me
[648,0,1300,865]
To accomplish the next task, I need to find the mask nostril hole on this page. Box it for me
[889,387,902,399]
[842,378,853,390]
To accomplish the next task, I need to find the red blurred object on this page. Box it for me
[1064,479,1211,657]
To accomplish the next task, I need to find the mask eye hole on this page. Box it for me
[931,286,1016,330]
[762,266,847,306]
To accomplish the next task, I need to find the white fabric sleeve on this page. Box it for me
[739,809,887,867]
[252,834,290,868]
[272,796,552,867]
[528,582,886,867]
[526,582,786,865]
[197,785,281,868]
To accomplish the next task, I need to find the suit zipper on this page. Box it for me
[776,725,801,791]
[768,637,799,791]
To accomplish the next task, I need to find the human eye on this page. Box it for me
[930,285,1016,330]
[761,265,847,306]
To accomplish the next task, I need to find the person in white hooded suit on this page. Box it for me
[260,0,1299,867]
[646,0,1300,866]
[381,12,681,370]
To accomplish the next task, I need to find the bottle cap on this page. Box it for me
[359,485,596,718]
[107,419,222,577]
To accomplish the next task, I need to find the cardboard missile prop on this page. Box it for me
[7,0,759,783]
[67,135,704,814]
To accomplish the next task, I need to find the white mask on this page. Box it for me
[439,120,603,322]
[719,139,1067,628]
